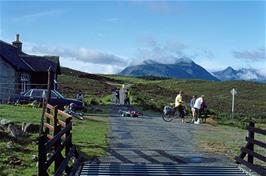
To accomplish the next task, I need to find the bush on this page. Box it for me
[90,98,100,105]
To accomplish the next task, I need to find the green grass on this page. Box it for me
[0,105,41,175]
[0,133,39,176]
[196,124,266,166]
[72,117,108,158]
[59,69,266,126]
[105,75,266,126]
[0,104,109,175]
[0,104,42,123]
[104,74,150,84]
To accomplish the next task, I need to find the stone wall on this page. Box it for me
[0,56,16,103]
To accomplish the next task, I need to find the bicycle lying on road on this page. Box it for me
[64,109,84,120]
[161,105,187,122]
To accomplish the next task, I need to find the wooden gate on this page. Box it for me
[38,104,81,176]
[235,122,266,175]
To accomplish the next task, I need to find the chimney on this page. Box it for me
[12,34,22,52]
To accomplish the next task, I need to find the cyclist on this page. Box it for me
[175,90,186,123]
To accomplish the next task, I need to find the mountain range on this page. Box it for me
[212,66,266,83]
[119,59,219,81]
[119,59,266,83]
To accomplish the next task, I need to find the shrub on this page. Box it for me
[90,98,100,105]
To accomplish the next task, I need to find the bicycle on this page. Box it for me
[64,108,84,120]
[162,105,187,122]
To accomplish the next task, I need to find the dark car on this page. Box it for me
[10,89,84,110]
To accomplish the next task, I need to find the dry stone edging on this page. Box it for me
[0,118,40,141]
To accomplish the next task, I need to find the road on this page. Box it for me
[80,105,246,175]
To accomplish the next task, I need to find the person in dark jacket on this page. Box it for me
[190,95,197,123]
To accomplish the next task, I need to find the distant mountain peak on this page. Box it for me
[213,67,266,83]
[142,60,159,65]
[119,58,219,81]
[174,57,193,64]
[225,66,235,71]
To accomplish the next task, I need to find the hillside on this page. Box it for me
[119,59,219,81]
[58,67,266,125]
[107,75,266,125]
[58,67,120,103]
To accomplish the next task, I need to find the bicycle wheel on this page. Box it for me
[162,113,174,122]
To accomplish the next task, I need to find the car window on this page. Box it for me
[24,90,32,96]
[31,90,43,97]
[44,90,59,98]
[54,91,64,98]
[51,92,58,98]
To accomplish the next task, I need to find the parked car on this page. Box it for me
[9,89,84,110]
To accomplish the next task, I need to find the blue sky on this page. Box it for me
[0,0,265,74]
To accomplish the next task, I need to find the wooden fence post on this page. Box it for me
[65,117,72,156]
[53,106,62,173]
[65,117,72,174]
[38,135,48,176]
[248,121,255,164]
[45,68,52,135]
[39,67,52,135]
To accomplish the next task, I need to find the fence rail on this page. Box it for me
[235,122,266,175]
[38,104,81,176]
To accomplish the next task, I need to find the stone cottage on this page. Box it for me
[0,34,61,103]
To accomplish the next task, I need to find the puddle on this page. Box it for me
[187,156,217,163]
[189,157,204,163]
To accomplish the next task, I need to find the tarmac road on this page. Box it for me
[94,105,233,166]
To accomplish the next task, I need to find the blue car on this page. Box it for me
[10,89,84,110]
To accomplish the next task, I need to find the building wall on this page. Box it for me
[0,56,16,102]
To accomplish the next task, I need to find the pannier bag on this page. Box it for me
[163,106,173,115]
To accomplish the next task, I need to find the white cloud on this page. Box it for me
[30,45,127,66]
[233,47,266,61]
[12,9,66,22]
[20,39,265,75]
[22,42,128,74]
[237,71,259,80]
[60,57,124,74]
[134,36,189,65]
[257,68,266,77]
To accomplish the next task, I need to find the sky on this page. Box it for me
[0,0,265,75]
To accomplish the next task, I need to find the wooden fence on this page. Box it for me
[38,104,81,176]
[235,122,266,175]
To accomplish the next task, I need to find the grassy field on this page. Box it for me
[58,68,266,127]
[58,67,119,105]
[195,123,266,166]
[0,104,108,176]
[105,75,266,128]
[2,68,264,174]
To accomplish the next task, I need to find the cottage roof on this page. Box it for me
[0,40,60,73]
[0,40,31,71]
[21,55,61,73]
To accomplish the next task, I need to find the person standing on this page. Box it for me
[76,90,84,102]
[193,95,204,124]
[200,100,208,123]
[124,89,132,105]
[190,95,197,123]
[115,89,120,105]
[111,90,116,104]
[175,90,185,123]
